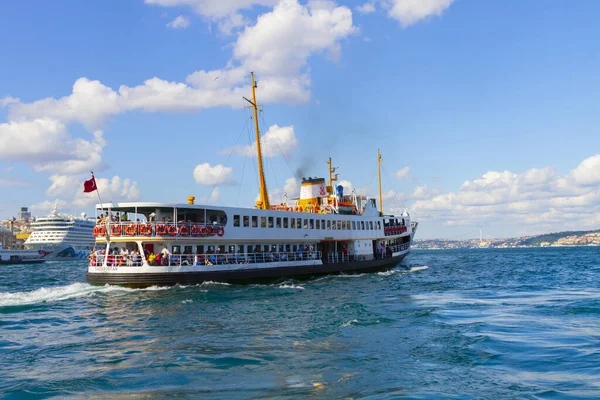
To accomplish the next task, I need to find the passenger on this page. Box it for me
[296,245,304,260]
[121,212,128,222]
[280,252,287,261]
[148,252,156,265]
[132,250,139,266]
[161,246,171,263]
[155,253,163,266]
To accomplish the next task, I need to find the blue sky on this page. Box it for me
[1,0,599,239]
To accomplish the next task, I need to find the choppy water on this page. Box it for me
[1,247,599,399]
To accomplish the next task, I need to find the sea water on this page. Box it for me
[1,247,599,399]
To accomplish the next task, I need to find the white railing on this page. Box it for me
[90,251,322,268]
[327,252,350,263]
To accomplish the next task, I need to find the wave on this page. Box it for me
[0,282,169,307]
[409,266,429,272]
[278,284,305,290]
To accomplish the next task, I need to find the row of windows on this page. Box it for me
[232,215,382,231]
[170,243,316,255]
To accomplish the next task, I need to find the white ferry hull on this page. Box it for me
[86,252,409,287]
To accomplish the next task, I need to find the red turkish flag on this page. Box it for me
[83,176,97,193]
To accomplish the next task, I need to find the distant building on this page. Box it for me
[17,207,31,222]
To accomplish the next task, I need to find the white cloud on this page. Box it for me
[395,166,409,179]
[356,2,375,14]
[224,124,298,158]
[386,0,453,27]
[166,15,191,29]
[262,177,299,204]
[412,184,440,199]
[193,163,235,185]
[283,177,299,197]
[34,175,141,212]
[0,119,106,174]
[409,154,600,234]
[73,176,141,207]
[208,187,220,203]
[0,96,19,107]
[5,1,355,132]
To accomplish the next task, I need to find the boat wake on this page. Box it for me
[0,282,169,308]
[409,266,429,272]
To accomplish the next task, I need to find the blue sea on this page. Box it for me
[1,247,599,399]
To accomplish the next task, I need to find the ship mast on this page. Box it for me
[244,72,270,210]
[327,157,337,194]
[378,149,383,215]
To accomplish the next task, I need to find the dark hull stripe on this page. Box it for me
[86,254,407,288]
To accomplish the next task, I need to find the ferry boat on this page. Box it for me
[0,243,46,264]
[24,205,95,260]
[86,73,418,287]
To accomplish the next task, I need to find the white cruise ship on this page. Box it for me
[25,206,95,260]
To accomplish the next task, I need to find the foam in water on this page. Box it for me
[277,284,305,290]
[0,283,169,307]
[409,266,429,272]
[341,319,359,327]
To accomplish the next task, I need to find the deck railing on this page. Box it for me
[89,251,322,268]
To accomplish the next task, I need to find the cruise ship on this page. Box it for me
[86,73,418,287]
[25,206,95,260]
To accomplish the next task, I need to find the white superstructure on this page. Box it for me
[25,206,95,260]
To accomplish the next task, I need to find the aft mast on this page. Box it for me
[244,72,270,210]
[378,149,383,215]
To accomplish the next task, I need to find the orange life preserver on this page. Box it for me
[167,225,177,236]
[111,225,121,236]
[157,224,167,236]
[179,225,190,236]
[98,226,106,237]
[206,225,215,236]
[93,226,99,237]
[199,225,208,237]
[126,224,137,236]
[141,224,152,236]
[216,226,225,237]
[191,225,200,236]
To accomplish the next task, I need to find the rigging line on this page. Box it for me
[381,163,406,211]
[236,149,248,207]
[249,115,260,197]
[207,115,252,201]
[259,110,295,178]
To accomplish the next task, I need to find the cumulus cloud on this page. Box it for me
[356,2,375,14]
[224,124,298,158]
[35,175,141,212]
[193,163,235,185]
[0,96,19,107]
[409,154,600,234]
[395,166,409,179]
[3,0,356,130]
[166,15,191,29]
[0,119,106,174]
[386,0,454,26]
